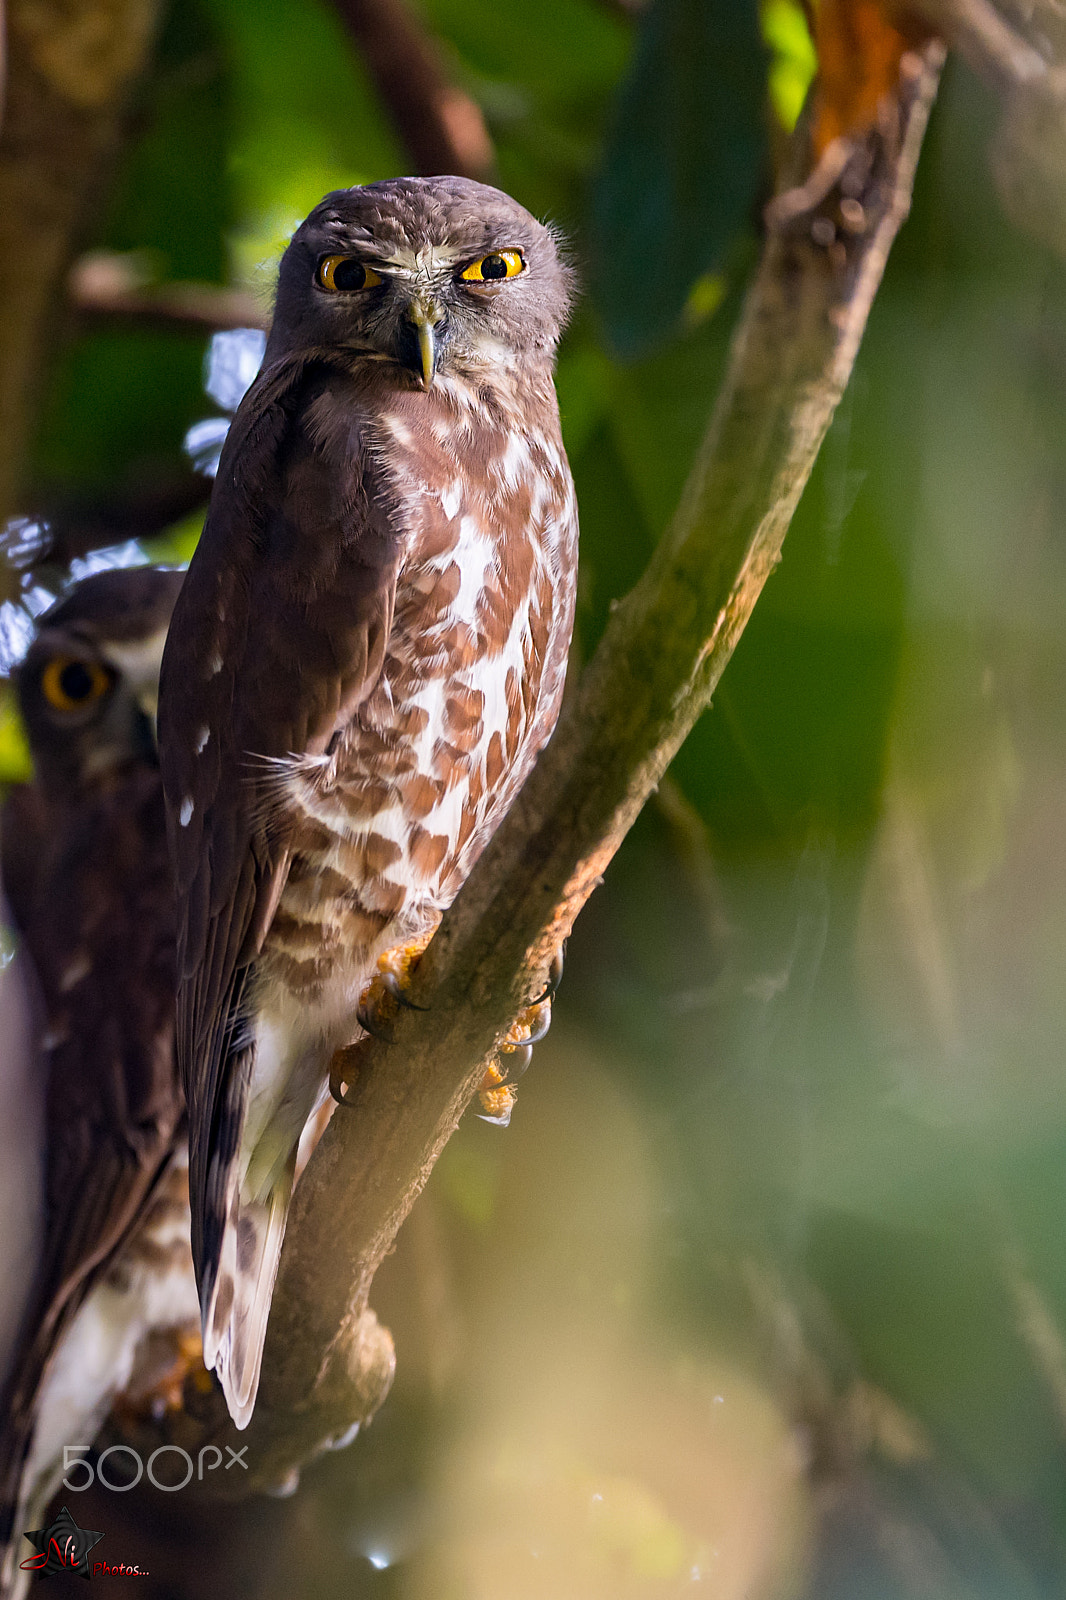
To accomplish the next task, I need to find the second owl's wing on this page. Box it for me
[0,770,180,1551]
[0,794,47,1399]
[159,353,404,1280]
[0,782,50,937]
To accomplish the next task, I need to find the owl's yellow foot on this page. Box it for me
[532,941,566,1007]
[355,935,433,1043]
[477,1058,518,1126]
[331,936,436,1103]
[115,1326,206,1423]
[477,943,565,1125]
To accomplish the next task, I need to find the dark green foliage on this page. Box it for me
[589,0,768,356]
[30,0,234,495]
[106,0,233,282]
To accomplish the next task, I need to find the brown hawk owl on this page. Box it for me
[0,569,197,1595]
[158,176,578,1429]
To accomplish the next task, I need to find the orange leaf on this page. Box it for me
[813,0,937,152]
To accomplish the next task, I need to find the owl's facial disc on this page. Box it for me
[22,633,160,793]
[14,567,183,798]
[312,248,529,389]
[270,179,574,380]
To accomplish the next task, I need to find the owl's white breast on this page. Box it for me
[261,378,577,1038]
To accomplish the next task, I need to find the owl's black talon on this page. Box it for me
[374,962,430,1010]
[355,1004,395,1045]
[329,1050,360,1105]
[525,1004,552,1045]
[505,1043,533,1078]
[329,1070,355,1106]
[369,947,428,1011]
[533,941,566,1005]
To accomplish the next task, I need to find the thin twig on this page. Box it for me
[914,0,1049,85]
[67,251,269,334]
[1001,1244,1066,1439]
[911,0,1066,261]
[0,0,7,137]
[330,0,494,180]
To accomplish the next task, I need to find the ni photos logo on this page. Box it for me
[19,1505,122,1580]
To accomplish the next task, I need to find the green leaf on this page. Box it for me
[590,0,768,358]
[761,0,816,134]
[142,507,206,568]
[0,688,31,787]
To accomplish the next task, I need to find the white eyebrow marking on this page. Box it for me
[196,726,211,754]
[208,652,223,677]
[179,797,194,826]
[377,244,463,276]
[104,625,170,685]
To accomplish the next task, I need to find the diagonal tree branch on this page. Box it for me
[130,38,946,1491]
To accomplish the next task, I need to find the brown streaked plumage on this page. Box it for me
[0,569,198,1599]
[159,175,578,1428]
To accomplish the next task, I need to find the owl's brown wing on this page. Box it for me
[159,350,403,1284]
[0,767,180,1544]
[0,782,50,937]
[0,793,47,1395]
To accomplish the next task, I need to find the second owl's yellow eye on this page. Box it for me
[41,655,112,713]
[460,250,524,283]
[317,256,384,292]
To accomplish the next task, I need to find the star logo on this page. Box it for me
[20,1505,104,1579]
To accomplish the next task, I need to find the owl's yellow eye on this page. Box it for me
[40,655,112,713]
[317,256,384,293]
[460,250,524,284]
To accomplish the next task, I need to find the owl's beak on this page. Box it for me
[402,297,445,390]
[415,320,437,390]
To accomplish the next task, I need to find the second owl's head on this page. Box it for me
[16,567,185,800]
[266,176,573,388]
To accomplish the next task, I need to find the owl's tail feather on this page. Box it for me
[202,1166,293,1431]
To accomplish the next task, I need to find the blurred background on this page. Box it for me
[4,0,1066,1595]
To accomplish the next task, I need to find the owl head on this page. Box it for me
[15,567,185,800]
[266,176,573,388]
